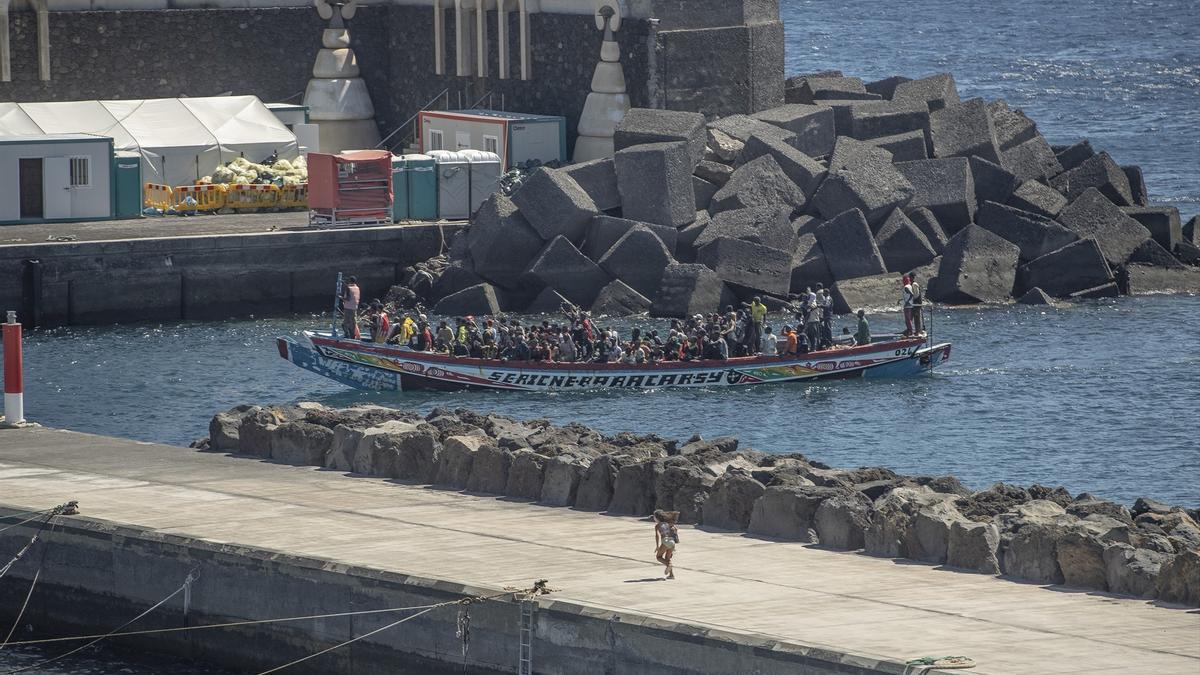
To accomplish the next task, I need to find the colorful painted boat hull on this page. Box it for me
[277,332,951,392]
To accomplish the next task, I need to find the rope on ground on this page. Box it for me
[0,569,40,651]
[0,505,69,581]
[4,568,198,674]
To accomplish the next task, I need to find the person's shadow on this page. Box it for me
[623,577,667,583]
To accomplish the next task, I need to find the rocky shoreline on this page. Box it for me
[198,403,1199,607]
[386,71,1200,319]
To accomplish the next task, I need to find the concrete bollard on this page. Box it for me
[3,310,24,426]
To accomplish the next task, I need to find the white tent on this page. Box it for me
[0,96,298,187]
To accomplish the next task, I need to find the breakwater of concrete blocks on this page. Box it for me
[409,71,1200,318]
[200,403,1200,607]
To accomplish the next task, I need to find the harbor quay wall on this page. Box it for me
[0,509,902,675]
[0,224,461,327]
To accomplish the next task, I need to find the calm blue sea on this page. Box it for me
[2,1,1198,670]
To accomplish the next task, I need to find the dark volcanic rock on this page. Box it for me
[751,103,837,158]
[829,136,894,172]
[695,205,796,251]
[584,215,679,261]
[615,141,697,228]
[1128,239,1186,270]
[523,236,611,307]
[1007,180,1068,220]
[864,130,928,162]
[864,74,912,99]
[848,100,930,141]
[830,273,902,314]
[815,208,888,280]
[703,469,767,531]
[906,207,949,254]
[969,156,1020,212]
[813,164,915,229]
[433,283,503,316]
[710,154,807,214]
[1001,134,1063,183]
[697,237,793,296]
[989,100,1038,151]
[1054,140,1095,173]
[561,157,620,211]
[893,73,960,112]
[790,233,834,294]
[738,131,827,196]
[1121,206,1182,251]
[591,279,651,316]
[1016,287,1054,306]
[511,167,599,243]
[1122,165,1149,206]
[935,225,1020,303]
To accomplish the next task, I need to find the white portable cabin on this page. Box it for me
[427,150,501,220]
[0,134,113,224]
[0,96,298,188]
[418,110,567,169]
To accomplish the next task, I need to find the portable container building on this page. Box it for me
[391,154,438,222]
[418,110,566,169]
[0,133,114,224]
[427,150,501,220]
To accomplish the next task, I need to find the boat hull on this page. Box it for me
[277,333,951,392]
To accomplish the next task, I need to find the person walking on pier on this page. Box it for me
[653,510,679,579]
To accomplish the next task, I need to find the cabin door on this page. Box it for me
[43,157,72,220]
[18,158,43,219]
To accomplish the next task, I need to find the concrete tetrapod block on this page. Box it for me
[651,263,736,318]
[1056,188,1153,264]
[790,233,834,294]
[695,160,733,187]
[696,236,793,296]
[584,215,679,261]
[523,236,611,307]
[828,136,894,172]
[510,167,600,243]
[614,140,697,229]
[814,208,888,280]
[906,207,949,254]
[1054,139,1095,173]
[830,273,902,314]
[976,200,1080,262]
[1186,215,1200,246]
[1125,264,1200,295]
[875,209,937,273]
[597,225,673,299]
[705,126,745,163]
[561,157,621,211]
[751,103,836,158]
[864,130,928,162]
[1008,180,1068,219]
[432,283,504,317]
[935,224,1020,304]
[813,165,915,230]
[737,131,827,196]
[792,76,875,103]
[693,176,718,211]
[709,154,807,215]
[1121,165,1149,206]
[708,114,797,146]
[895,157,977,234]
[590,279,652,316]
[1181,240,1200,266]
[928,98,1002,165]
[1120,206,1182,251]
[988,100,1038,151]
[1017,287,1055,306]
[467,193,545,289]
[431,260,485,302]
[1020,238,1113,297]
[1128,238,1186,270]
[1050,151,1136,206]
[1001,134,1063,183]
[524,287,573,314]
[695,204,795,251]
[864,75,913,100]
[848,99,930,141]
[892,73,960,112]
[969,156,1020,211]
[613,108,708,165]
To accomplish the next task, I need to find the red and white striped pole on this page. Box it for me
[3,310,24,426]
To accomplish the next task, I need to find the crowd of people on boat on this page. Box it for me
[335,272,926,363]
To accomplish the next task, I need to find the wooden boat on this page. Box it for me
[277,331,951,392]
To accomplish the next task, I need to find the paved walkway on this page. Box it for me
[0,426,1196,674]
[0,213,463,246]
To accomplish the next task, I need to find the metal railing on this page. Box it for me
[377,88,450,153]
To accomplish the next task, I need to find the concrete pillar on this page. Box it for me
[496,0,509,80]
[29,0,48,81]
[572,2,629,162]
[454,0,475,77]
[433,0,445,75]
[517,0,531,80]
[0,0,11,83]
[475,0,489,79]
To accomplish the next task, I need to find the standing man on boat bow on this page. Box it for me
[340,276,361,339]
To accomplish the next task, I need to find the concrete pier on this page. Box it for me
[0,216,463,327]
[0,426,1196,674]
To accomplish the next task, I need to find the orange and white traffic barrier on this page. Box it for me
[143,183,173,211]
[172,183,227,212]
[225,183,280,209]
[3,310,24,426]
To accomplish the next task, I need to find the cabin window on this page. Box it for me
[69,156,90,188]
[429,129,444,151]
[483,135,499,154]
